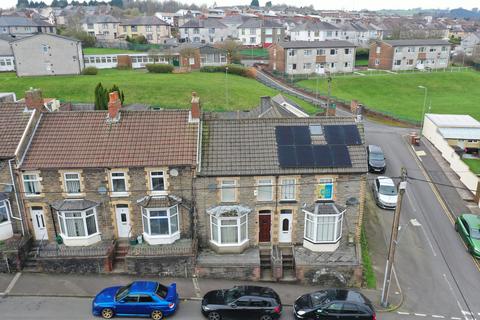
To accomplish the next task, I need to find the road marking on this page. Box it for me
[414,313,427,317]
[1,272,21,296]
[416,150,427,157]
[452,317,462,320]
[397,311,410,315]
[405,192,437,256]
[432,315,445,318]
[192,277,201,298]
[410,218,421,226]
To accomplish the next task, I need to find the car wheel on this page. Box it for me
[151,310,164,320]
[208,311,222,320]
[101,308,114,319]
[260,315,273,320]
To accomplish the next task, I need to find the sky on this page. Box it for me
[1,0,478,11]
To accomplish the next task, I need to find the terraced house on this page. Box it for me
[119,16,171,44]
[81,15,120,41]
[16,92,199,274]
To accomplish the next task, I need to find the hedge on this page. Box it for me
[145,63,174,73]
[200,64,255,78]
[81,66,98,75]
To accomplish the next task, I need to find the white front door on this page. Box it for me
[31,207,48,241]
[315,63,325,74]
[278,210,292,243]
[115,205,131,238]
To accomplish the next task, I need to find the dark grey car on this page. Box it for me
[367,145,386,173]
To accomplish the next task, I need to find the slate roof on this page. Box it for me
[291,21,338,32]
[51,199,98,211]
[383,39,450,47]
[277,40,356,49]
[0,103,33,159]
[21,110,198,169]
[0,16,53,27]
[238,18,284,29]
[120,16,168,26]
[82,15,119,24]
[180,18,227,29]
[199,117,367,176]
[10,33,80,44]
[136,195,181,208]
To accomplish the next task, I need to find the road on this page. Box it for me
[365,124,480,320]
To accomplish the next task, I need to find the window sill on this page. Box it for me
[0,221,13,241]
[64,193,86,198]
[25,194,44,198]
[110,192,130,198]
[143,232,180,245]
[150,191,168,196]
[61,233,101,247]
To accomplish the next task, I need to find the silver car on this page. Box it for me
[373,176,398,210]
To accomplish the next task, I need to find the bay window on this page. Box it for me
[210,212,248,246]
[22,173,41,196]
[303,203,344,252]
[0,200,10,224]
[142,205,180,244]
[0,199,13,240]
[111,171,128,196]
[280,178,296,201]
[57,208,99,239]
[64,172,81,195]
[220,179,236,202]
[257,179,273,201]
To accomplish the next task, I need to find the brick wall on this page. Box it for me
[268,43,285,72]
[368,41,394,70]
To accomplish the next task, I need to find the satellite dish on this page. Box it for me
[170,169,179,177]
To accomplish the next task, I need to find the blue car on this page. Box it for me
[92,281,179,320]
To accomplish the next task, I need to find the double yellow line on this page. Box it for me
[405,137,480,272]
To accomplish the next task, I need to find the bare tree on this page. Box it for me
[179,46,197,71]
[215,40,241,63]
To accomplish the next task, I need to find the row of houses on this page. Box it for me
[0,89,366,285]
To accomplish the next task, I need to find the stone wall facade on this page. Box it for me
[125,255,195,277]
[0,235,32,273]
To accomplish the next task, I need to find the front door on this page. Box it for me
[31,207,48,241]
[278,209,292,243]
[315,63,325,74]
[115,204,131,238]
[258,211,271,243]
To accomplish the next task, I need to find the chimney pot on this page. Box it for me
[107,91,121,122]
[191,91,201,120]
[24,88,44,111]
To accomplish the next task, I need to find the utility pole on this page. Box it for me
[381,168,408,307]
[225,66,229,109]
[327,75,332,110]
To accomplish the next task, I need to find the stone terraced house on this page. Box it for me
[194,114,367,285]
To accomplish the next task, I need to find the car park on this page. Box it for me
[92,281,178,319]
[201,285,282,320]
[367,145,386,173]
[293,289,376,320]
[455,214,480,259]
[372,176,398,210]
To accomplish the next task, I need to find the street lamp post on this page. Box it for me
[418,85,428,138]
[225,66,229,109]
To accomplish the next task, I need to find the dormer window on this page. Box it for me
[309,125,323,136]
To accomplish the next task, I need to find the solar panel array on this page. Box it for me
[276,125,358,169]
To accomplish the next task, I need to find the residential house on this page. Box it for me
[269,40,356,75]
[0,16,56,35]
[369,39,450,71]
[176,44,228,69]
[119,16,171,44]
[461,32,480,56]
[155,12,176,26]
[10,33,83,77]
[238,18,285,45]
[179,18,229,44]
[81,15,120,41]
[0,34,17,72]
[220,15,251,40]
[289,21,339,42]
[195,114,367,284]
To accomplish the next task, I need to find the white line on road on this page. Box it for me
[397,311,410,315]
[1,272,21,296]
[432,315,445,318]
[414,313,427,317]
[452,317,462,320]
[405,191,437,256]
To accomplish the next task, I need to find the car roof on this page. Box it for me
[368,145,383,153]
[129,281,158,294]
[236,286,277,299]
[322,289,369,304]
[461,214,480,226]
[377,176,395,186]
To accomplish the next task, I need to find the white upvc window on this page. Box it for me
[304,49,312,56]
[0,200,11,224]
[220,179,236,202]
[257,178,273,202]
[407,46,415,52]
[280,178,296,201]
[304,210,343,243]
[142,205,179,238]
[316,49,325,55]
[330,49,337,55]
[111,171,128,196]
[317,178,334,201]
[149,171,166,194]
[376,46,381,54]
[288,49,296,56]
[57,208,99,239]
[210,213,248,246]
[64,172,81,195]
[22,173,41,196]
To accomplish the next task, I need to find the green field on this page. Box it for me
[239,48,269,58]
[0,69,318,113]
[296,70,480,122]
[463,158,480,175]
[83,47,143,55]
[355,58,369,67]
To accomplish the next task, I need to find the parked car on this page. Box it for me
[92,281,178,320]
[293,289,376,320]
[372,176,398,210]
[455,214,480,259]
[367,145,386,173]
[201,285,282,320]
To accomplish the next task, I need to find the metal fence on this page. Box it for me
[128,240,194,257]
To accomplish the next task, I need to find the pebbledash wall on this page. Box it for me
[19,166,195,246]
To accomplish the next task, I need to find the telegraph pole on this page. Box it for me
[381,168,408,307]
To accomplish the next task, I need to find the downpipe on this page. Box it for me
[8,159,25,236]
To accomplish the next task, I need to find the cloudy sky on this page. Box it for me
[1,0,478,10]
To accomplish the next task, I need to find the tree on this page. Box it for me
[16,0,29,9]
[110,0,123,8]
[216,40,241,64]
[265,1,272,8]
[60,28,96,47]
[250,0,259,7]
[179,46,197,71]
[94,82,107,110]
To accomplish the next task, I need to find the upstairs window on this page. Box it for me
[150,171,166,194]
[23,173,41,196]
[317,178,334,201]
[111,171,128,195]
[257,179,273,202]
[220,179,236,202]
[280,178,296,201]
[64,172,81,195]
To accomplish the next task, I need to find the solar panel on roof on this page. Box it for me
[275,126,294,146]
[293,126,311,145]
[313,145,334,167]
[296,145,315,167]
[278,145,297,167]
[330,145,352,167]
[323,125,345,145]
[342,125,362,145]
[324,125,362,145]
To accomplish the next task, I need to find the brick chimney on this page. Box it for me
[350,100,359,113]
[107,91,121,123]
[24,88,44,111]
[190,91,200,122]
[326,102,336,116]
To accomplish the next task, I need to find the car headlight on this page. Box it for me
[202,305,210,311]
[297,310,306,315]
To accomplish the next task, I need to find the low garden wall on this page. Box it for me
[0,235,32,273]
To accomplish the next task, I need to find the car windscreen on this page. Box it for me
[370,152,384,161]
[224,287,242,304]
[115,283,132,301]
[379,185,397,195]
[310,291,329,307]
[156,283,169,299]
[470,227,480,239]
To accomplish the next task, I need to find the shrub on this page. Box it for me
[82,66,98,75]
[199,64,255,78]
[145,63,174,73]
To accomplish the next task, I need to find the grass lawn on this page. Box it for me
[463,158,480,175]
[83,47,143,55]
[0,69,319,114]
[239,48,269,58]
[296,70,480,122]
[355,58,369,67]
